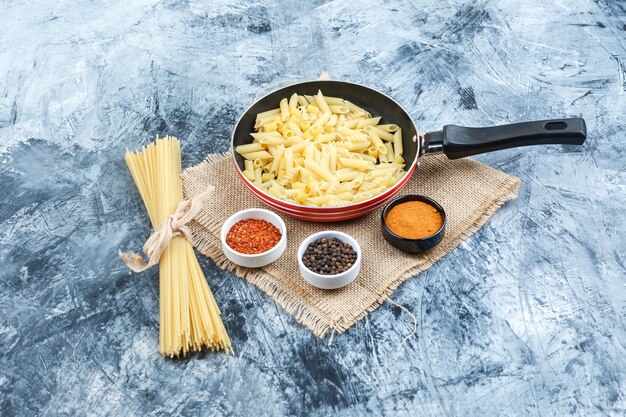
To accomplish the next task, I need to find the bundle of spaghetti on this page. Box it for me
[124,136,232,357]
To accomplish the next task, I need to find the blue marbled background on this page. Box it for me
[1,0,625,416]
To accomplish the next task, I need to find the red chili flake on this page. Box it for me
[226,219,282,254]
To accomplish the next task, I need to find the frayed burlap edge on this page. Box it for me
[182,153,520,339]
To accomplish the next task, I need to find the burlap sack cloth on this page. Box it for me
[181,153,520,338]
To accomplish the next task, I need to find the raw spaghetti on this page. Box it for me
[123,136,232,357]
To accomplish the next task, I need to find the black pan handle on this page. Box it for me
[424,118,586,159]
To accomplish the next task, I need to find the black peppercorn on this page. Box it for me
[302,237,357,275]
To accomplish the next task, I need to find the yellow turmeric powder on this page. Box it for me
[385,201,443,239]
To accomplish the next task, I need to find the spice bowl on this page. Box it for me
[381,195,446,253]
[220,208,287,268]
[297,231,361,290]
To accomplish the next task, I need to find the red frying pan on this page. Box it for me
[231,81,586,222]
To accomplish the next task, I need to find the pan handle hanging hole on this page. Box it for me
[544,121,567,130]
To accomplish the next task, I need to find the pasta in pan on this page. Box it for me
[236,90,405,207]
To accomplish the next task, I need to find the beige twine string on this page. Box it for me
[386,297,418,352]
[119,185,215,272]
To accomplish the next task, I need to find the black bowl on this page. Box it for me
[381,195,446,253]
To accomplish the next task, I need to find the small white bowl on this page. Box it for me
[297,231,361,290]
[220,208,287,268]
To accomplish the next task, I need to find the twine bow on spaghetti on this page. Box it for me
[119,186,214,273]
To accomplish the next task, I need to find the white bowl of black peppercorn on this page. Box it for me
[297,231,361,290]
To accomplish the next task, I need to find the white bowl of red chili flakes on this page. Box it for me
[220,208,287,268]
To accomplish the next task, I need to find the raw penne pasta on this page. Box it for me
[288,93,298,114]
[335,169,360,182]
[315,90,331,114]
[352,191,375,203]
[297,95,309,107]
[351,172,366,189]
[385,142,394,161]
[365,167,395,180]
[256,108,280,120]
[259,137,291,146]
[343,119,360,129]
[261,121,278,132]
[324,199,351,207]
[269,145,285,174]
[289,140,309,154]
[305,159,335,182]
[287,121,303,135]
[343,100,368,115]
[312,112,331,128]
[250,131,282,140]
[337,126,359,136]
[243,169,255,181]
[300,120,312,131]
[309,124,323,136]
[378,124,400,132]
[307,195,341,206]
[255,115,277,128]
[373,162,404,171]
[254,167,262,184]
[304,142,315,161]
[336,191,356,201]
[387,176,399,187]
[284,147,294,170]
[329,105,350,114]
[320,146,330,170]
[315,133,337,144]
[280,98,290,121]
[237,143,265,154]
[313,147,322,163]
[368,130,387,155]
[340,158,374,170]
[365,125,395,141]
[320,96,346,105]
[291,181,305,190]
[393,129,403,157]
[241,151,273,160]
[299,166,319,181]
[343,141,370,152]
[236,90,406,206]
[356,153,377,163]
[356,117,382,129]
[329,145,338,172]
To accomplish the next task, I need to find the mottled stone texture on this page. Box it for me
[0,0,624,416]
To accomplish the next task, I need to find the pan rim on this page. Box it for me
[230,79,420,212]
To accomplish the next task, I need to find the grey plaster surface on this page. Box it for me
[1,0,625,416]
